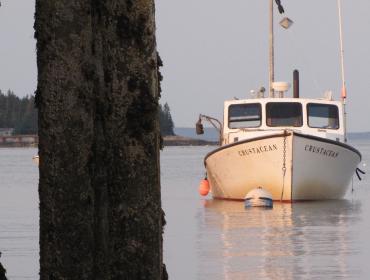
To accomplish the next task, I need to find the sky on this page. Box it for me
[0,1,36,97]
[156,0,370,132]
[0,0,369,131]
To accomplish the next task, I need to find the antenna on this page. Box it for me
[269,0,274,98]
[337,0,347,142]
[268,0,292,98]
[337,0,346,100]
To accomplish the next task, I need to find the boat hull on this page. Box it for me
[205,132,361,201]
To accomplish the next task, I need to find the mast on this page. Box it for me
[338,0,346,95]
[337,0,347,142]
[269,0,274,97]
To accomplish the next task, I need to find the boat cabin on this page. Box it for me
[223,98,345,145]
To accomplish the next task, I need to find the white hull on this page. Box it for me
[205,131,361,201]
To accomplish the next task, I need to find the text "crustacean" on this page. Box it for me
[238,144,278,156]
[304,145,339,158]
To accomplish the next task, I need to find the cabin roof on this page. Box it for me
[224,97,342,107]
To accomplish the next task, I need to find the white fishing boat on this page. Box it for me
[196,0,362,201]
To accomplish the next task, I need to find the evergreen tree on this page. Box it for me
[159,102,175,136]
[0,251,6,280]
[0,90,37,134]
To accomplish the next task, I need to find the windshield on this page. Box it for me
[228,103,261,128]
[266,102,303,127]
[307,103,339,129]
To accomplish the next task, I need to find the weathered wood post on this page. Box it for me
[35,1,166,279]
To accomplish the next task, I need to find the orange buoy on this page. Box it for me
[198,179,210,196]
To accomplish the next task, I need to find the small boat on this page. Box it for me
[196,1,362,201]
[245,187,273,208]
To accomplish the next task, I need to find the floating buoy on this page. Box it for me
[198,179,210,196]
[245,187,273,208]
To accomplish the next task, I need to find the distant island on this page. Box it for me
[0,90,37,135]
[160,103,217,146]
[0,92,215,147]
[0,90,38,147]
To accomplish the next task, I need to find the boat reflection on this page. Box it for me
[197,199,361,280]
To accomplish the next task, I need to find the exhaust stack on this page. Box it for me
[293,69,299,98]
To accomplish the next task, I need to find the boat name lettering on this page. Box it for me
[304,145,339,158]
[238,144,278,156]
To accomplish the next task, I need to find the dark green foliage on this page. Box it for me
[0,263,6,280]
[0,252,6,280]
[159,102,175,136]
[0,89,172,137]
[0,90,37,135]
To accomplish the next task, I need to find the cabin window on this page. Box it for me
[307,103,339,129]
[266,102,303,127]
[228,103,261,128]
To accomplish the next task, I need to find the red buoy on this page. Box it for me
[198,179,210,196]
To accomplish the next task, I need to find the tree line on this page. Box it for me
[0,90,174,136]
[0,90,37,134]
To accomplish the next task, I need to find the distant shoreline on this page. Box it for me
[0,134,218,148]
[2,130,367,148]
[174,127,370,141]
[163,135,217,146]
[0,135,38,148]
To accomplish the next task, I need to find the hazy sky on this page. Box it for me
[0,1,369,131]
[0,1,36,97]
[156,0,370,131]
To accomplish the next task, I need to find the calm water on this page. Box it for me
[0,141,369,279]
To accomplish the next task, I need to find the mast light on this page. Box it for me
[279,17,294,29]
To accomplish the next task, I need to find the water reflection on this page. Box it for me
[198,200,361,280]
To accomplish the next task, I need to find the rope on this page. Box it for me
[280,132,287,201]
[355,167,366,181]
